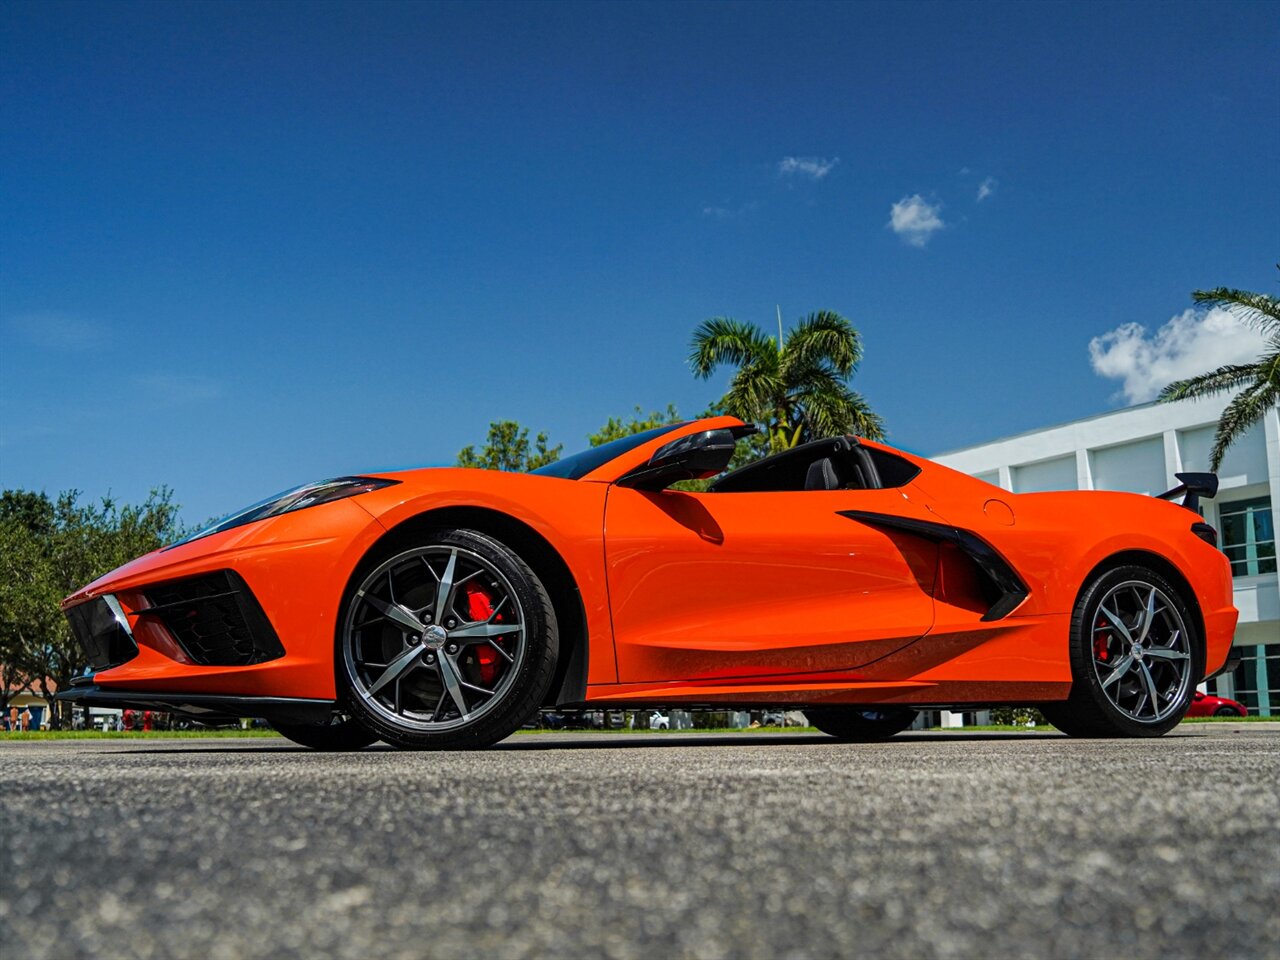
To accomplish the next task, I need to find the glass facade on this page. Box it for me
[1216,643,1280,716]
[1218,496,1277,577]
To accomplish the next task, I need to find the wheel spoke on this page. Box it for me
[1101,653,1135,689]
[362,594,424,633]
[1136,587,1159,644]
[431,686,449,722]
[368,642,426,695]
[1138,662,1161,716]
[434,549,458,621]
[1144,646,1188,661]
[1099,604,1134,644]
[450,621,522,640]
[436,653,470,718]
[487,639,514,662]
[459,678,496,696]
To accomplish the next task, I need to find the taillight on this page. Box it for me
[1191,522,1218,547]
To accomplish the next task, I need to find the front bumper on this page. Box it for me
[56,683,335,725]
[59,497,386,701]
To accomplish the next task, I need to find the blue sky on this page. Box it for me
[2,0,1278,525]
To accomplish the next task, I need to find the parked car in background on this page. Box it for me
[1185,690,1248,718]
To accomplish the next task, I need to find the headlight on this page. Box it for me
[172,476,399,547]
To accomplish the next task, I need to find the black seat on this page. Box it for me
[804,457,841,491]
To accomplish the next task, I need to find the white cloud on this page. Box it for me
[888,195,944,247]
[977,176,997,201]
[1088,306,1268,403]
[777,156,838,180]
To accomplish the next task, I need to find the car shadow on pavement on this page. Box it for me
[102,731,1088,755]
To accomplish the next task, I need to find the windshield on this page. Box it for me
[530,423,687,480]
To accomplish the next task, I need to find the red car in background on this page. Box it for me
[1186,690,1248,717]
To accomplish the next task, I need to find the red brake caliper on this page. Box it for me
[1093,617,1110,661]
[462,581,503,685]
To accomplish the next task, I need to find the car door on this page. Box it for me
[603,485,940,683]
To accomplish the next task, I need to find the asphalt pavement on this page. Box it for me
[2,727,1277,959]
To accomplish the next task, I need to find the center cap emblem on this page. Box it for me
[1131,642,1145,660]
[424,624,448,649]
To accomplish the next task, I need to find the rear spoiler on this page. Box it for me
[1157,472,1218,513]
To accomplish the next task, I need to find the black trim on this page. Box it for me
[616,426,753,491]
[1158,472,1218,513]
[709,435,921,494]
[1190,522,1218,548]
[141,570,285,667]
[55,684,335,725]
[838,510,1029,621]
[64,597,139,672]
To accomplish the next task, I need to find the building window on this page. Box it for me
[1218,496,1276,577]
[1225,644,1280,716]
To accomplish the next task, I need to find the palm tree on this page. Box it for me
[1158,269,1280,471]
[689,309,884,451]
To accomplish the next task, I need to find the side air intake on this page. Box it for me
[838,511,1029,621]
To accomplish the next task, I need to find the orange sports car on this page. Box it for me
[58,416,1238,749]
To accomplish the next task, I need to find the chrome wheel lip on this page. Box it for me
[342,545,527,733]
[1090,579,1193,724]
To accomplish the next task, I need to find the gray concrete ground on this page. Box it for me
[2,727,1277,960]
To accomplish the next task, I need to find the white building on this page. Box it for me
[934,397,1280,716]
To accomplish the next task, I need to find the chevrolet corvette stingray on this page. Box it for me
[58,416,1238,749]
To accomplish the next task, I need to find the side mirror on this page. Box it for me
[616,428,739,491]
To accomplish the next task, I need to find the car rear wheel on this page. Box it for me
[339,528,558,750]
[1044,564,1200,738]
[807,707,917,741]
[273,713,379,751]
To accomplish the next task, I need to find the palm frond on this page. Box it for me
[688,317,776,379]
[1191,284,1280,335]
[1210,380,1279,471]
[1158,363,1262,403]
[721,364,785,424]
[793,375,887,442]
[782,310,862,378]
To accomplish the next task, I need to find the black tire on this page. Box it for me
[273,715,379,751]
[1214,706,1239,717]
[339,527,558,750]
[807,707,917,741]
[1045,563,1201,738]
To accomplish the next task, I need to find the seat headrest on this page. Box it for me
[805,457,841,491]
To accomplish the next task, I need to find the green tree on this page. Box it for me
[1158,269,1280,470]
[456,421,562,472]
[0,487,184,726]
[689,309,885,452]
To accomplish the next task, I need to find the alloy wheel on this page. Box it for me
[1089,580,1193,724]
[342,545,528,732]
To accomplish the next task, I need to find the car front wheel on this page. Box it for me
[339,528,558,750]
